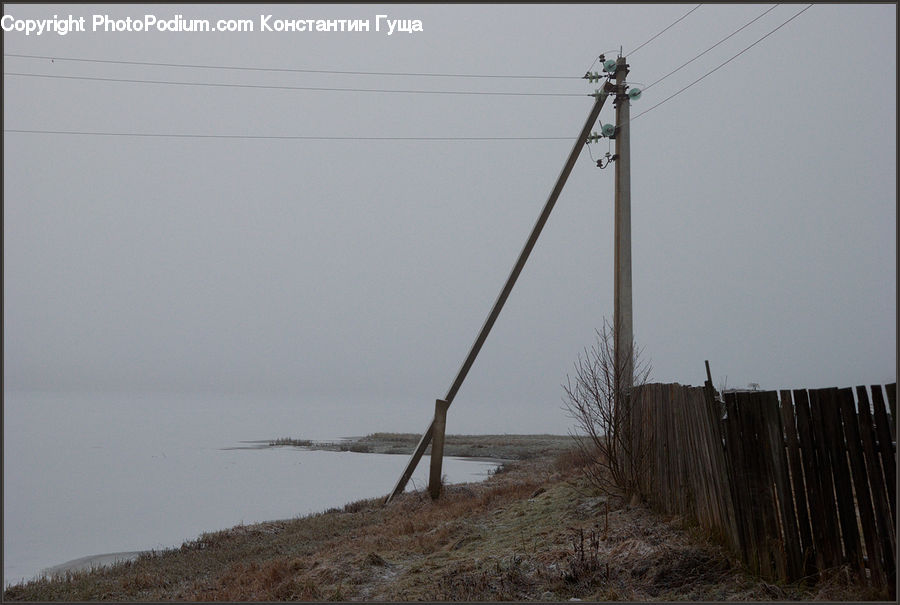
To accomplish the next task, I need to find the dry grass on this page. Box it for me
[4,447,886,602]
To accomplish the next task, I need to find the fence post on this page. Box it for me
[428,399,450,500]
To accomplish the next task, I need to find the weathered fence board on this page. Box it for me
[780,389,815,577]
[702,382,739,551]
[808,388,844,569]
[886,383,897,441]
[871,385,896,524]
[793,388,829,575]
[749,391,782,579]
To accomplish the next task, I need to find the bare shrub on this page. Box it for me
[552,447,594,473]
[562,318,651,501]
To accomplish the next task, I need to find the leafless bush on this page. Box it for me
[563,318,651,502]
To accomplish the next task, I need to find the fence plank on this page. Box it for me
[763,391,802,581]
[820,388,865,577]
[714,393,746,560]
[675,385,691,516]
[745,391,775,578]
[665,384,679,513]
[793,389,827,575]
[696,387,719,532]
[654,385,665,511]
[724,392,756,572]
[702,389,728,539]
[871,385,896,524]
[658,384,673,514]
[752,391,786,579]
[780,389,815,578]
[743,392,777,578]
[807,388,843,569]
[683,389,704,521]
[886,383,896,441]
[838,387,884,587]
[702,384,739,551]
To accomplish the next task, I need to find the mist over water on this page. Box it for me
[3,391,500,586]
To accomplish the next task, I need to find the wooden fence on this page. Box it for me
[630,382,896,594]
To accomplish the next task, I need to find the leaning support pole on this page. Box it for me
[385,91,609,503]
[386,420,433,501]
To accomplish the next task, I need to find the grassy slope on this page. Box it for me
[3,445,882,601]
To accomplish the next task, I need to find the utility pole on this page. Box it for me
[613,56,633,400]
[611,55,637,503]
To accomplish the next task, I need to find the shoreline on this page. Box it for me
[261,432,577,460]
[36,437,528,581]
[10,433,575,591]
[39,453,505,580]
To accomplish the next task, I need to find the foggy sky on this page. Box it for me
[3,4,896,433]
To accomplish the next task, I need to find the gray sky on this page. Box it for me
[3,4,896,433]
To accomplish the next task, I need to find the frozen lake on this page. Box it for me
[3,392,500,587]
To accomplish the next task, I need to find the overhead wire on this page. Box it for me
[632,4,813,121]
[5,6,813,144]
[2,71,586,96]
[2,129,572,141]
[3,51,593,140]
[643,3,779,91]
[627,4,703,56]
[3,52,579,80]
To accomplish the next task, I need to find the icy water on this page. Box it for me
[3,392,499,586]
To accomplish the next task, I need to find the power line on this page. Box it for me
[3,129,572,141]
[4,6,814,140]
[628,4,703,56]
[2,71,585,97]
[644,4,779,91]
[633,4,813,121]
[3,53,579,80]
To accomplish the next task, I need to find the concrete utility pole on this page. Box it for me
[613,56,633,398]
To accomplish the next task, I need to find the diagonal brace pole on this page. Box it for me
[386,91,609,503]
